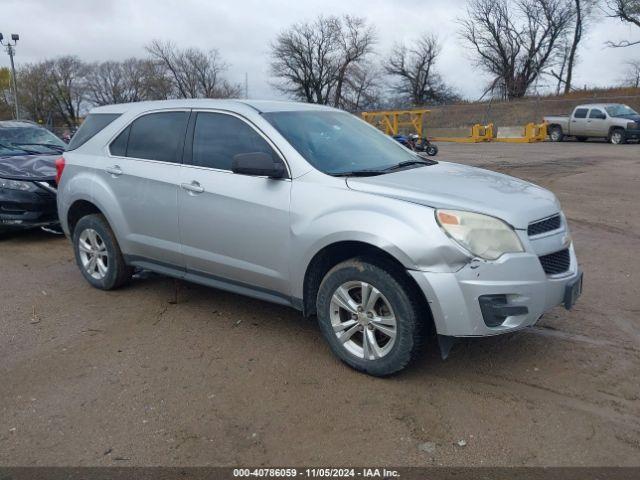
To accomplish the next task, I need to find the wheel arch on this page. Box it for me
[301,240,433,329]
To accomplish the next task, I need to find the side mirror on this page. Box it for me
[232,152,286,179]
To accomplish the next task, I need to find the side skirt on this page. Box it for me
[124,254,303,311]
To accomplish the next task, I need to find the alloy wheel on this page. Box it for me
[329,281,397,360]
[78,228,109,280]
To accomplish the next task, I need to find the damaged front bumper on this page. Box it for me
[0,180,59,230]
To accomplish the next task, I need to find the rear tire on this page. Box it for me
[549,126,564,142]
[72,214,132,290]
[426,145,438,156]
[609,128,627,145]
[316,257,425,376]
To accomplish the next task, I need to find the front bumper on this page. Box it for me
[626,128,640,140]
[0,183,59,229]
[409,244,581,337]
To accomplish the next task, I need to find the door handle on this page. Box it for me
[180,181,205,194]
[105,165,123,176]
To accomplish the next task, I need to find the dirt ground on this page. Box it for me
[1,141,639,467]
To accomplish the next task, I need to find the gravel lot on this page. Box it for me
[1,141,639,467]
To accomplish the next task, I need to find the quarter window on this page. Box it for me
[111,111,189,162]
[574,108,588,119]
[191,113,277,171]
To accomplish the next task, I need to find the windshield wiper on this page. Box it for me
[0,142,40,155]
[383,159,435,172]
[331,169,386,177]
[13,142,66,153]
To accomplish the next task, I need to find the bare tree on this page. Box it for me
[621,59,640,86]
[45,56,88,128]
[147,40,241,98]
[605,0,640,47]
[333,16,376,107]
[460,0,573,99]
[85,58,172,105]
[0,67,13,119]
[270,15,376,106]
[340,62,383,110]
[562,0,597,93]
[16,62,55,123]
[384,34,456,105]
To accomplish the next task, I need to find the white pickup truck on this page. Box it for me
[544,103,640,144]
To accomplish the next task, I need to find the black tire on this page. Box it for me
[72,214,132,290]
[609,128,627,145]
[426,145,438,156]
[549,125,564,142]
[316,257,425,376]
[576,136,588,142]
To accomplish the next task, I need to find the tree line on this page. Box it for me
[0,0,639,127]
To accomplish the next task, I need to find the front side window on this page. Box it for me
[574,108,588,119]
[190,113,277,171]
[589,109,605,119]
[263,111,417,175]
[115,111,189,163]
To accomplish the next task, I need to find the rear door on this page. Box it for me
[587,108,608,137]
[178,110,292,299]
[104,110,189,268]
[570,108,590,136]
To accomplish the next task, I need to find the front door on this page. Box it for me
[178,111,292,300]
[571,107,590,136]
[587,108,608,137]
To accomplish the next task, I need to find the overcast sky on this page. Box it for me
[3,0,640,100]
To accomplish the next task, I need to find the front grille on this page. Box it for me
[528,215,561,236]
[539,248,570,275]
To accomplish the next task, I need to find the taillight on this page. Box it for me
[55,156,65,184]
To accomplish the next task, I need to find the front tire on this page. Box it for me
[316,258,425,376]
[610,128,627,145]
[72,214,132,290]
[425,144,438,156]
[549,126,564,142]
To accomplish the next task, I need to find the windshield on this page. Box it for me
[604,105,638,117]
[263,111,418,175]
[0,125,67,156]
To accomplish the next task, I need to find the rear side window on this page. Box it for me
[190,112,276,171]
[573,108,588,119]
[67,113,121,150]
[112,111,189,163]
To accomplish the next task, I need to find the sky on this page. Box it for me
[2,0,640,101]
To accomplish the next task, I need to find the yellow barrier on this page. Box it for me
[494,122,548,143]
[430,123,495,143]
[361,109,430,137]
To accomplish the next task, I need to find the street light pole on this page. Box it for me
[0,33,20,120]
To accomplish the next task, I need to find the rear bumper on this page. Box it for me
[0,186,59,229]
[409,244,581,337]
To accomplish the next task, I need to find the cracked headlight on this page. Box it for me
[0,179,37,191]
[436,209,524,260]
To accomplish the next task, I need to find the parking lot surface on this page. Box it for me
[1,141,639,466]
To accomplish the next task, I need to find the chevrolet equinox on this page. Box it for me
[56,100,583,376]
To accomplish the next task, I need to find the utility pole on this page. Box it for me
[0,33,20,119]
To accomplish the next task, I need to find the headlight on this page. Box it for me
[435,209,524,260]
[0,179,37,192]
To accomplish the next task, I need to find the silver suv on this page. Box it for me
[57,100,583,376]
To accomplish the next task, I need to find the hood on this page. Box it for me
[0,154,57,181]
[346,161,560,230]
[613,114,640,124]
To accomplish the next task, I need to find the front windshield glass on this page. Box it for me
[604,104,638,117]
[263,111,418,175]
[0,124,66,156]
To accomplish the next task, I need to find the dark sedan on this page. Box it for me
[0,120,66,233]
